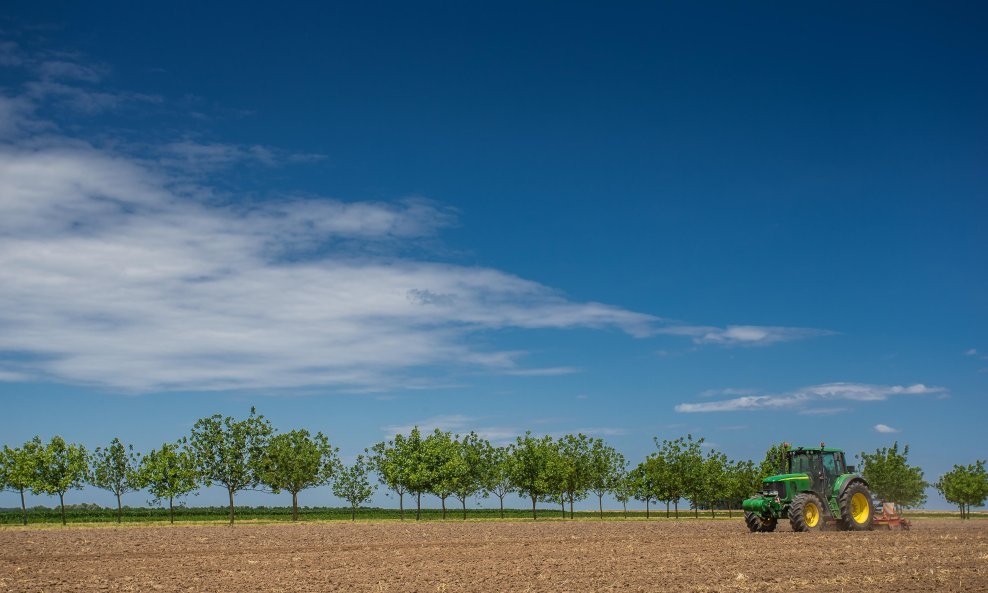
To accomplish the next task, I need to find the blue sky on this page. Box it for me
[1,3,986,511]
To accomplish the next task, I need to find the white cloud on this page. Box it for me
[501,366,581,377]
[874,424,899,434]
[675,382,945,413]
[0,49,833,393]
[656,324,833,346]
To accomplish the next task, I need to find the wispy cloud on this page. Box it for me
[0,45,833,393]
[874,424,899,433]
[501,366,581,377]
[675,382,945,413]
[656,324,834,346]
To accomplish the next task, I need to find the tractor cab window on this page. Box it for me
[789,452,818,474]
[822,453,839,481]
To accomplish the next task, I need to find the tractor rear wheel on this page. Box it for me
[744,511,777,532]
[789,493,825,532]
[838,482,874,531]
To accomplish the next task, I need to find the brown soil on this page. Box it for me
[1,519,986,592]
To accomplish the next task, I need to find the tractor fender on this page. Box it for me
[836,475,869,499]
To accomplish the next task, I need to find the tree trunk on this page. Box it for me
[292,491,298,522]
[59,492,66,526]
[416,492,421,521]
[462,497,467,520]
[560,495,565,518]
[694,503,699,518]
[169,496,174,524]
[500,495,505,519]
[569,494,574,519]
[20,487,27,526]
[674,500,679,519]
[351,505,356,521]
[622,501,627,518]
[441,495,447,520]
[599,494,604,519]
[399,492,404,521]
[531,495,537,520]
[117,493,122,524]
[228,488,235,525]
[645,498,650,519]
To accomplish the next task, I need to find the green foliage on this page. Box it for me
[556,433,594,517]
[481,445,514,518]
[586,439,625,517]
[727,459,760,508]
[422,429,462,517]
[397,427,431,518]
[138,439,199,523]
[506,432,558,519]
[0,437,42,524]
[259,429,340,521]
[332,455,376,520]
[937,460,988,519]
[369,434,411,518]
[760,442,789,479]
[859,442,928,508]
[628,461,656,516]
[33,436,89,525]
[90,438,142,522]
[188,407,273,523]
[667,434,706,517]
[452,432,492,518]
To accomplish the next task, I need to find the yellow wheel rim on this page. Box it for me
[850,492,870,524]
[804,501,820,528]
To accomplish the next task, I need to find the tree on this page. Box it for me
[423,429,462,519]
[259,429,340,521]
[396,427,431,520]
[482,445,514,519]
[507,432,557,520]
[453,432,491,520]
[858,442,928,508]
[586,439,624,519]
[90,438,142,524]
[655,436,687,518]
[629,461,655,518]
[700,449,728,518]
[333,455,377,521]
[613,471,633,518]
[647,451,676,517]
[667,434,706,518]
[188,407,273,525]
[760,442,789,479]
[369,434,411,520]
[725,459,760,518]
[557,434,593,518]
[33,436,89,525]
[937,461,988,519]
[0,437,42,525]
[138,439,199,524]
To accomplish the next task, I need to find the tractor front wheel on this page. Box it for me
[744,511,777,532]
[838,482,874,531]
[789,493,825,532]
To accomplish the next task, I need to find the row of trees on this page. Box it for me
[2,409,985,524]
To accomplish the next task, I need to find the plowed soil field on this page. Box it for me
[1,519,986,592]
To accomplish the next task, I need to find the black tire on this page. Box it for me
[789,493,825,532]
[744,511,778,532]
[838,481,874,531]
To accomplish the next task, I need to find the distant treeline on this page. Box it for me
[2,408,986,526]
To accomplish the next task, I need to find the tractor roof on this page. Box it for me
[790,446,844,453]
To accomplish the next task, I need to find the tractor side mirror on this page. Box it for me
[847,465,856,472]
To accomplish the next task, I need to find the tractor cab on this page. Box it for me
[787,447,851,496]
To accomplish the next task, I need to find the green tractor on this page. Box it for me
[742,444,874,532]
